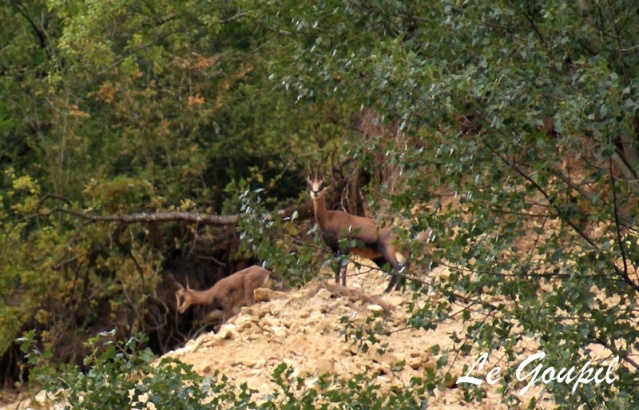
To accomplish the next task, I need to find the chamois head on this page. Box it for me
[306,176,325,200]
[175,282,193,313]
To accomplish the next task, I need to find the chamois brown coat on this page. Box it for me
[175,265,271,324]
[307,177,404,292]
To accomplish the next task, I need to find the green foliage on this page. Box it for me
[231,181,323,287]
[4,0,639,406]
[268,362,429,409]
[339,313,389,355]
[22,329,430,409]
[0,0,333,383]
[244,0,639,407]
[21,330,225,409]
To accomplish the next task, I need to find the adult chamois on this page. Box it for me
[175,265,271,324]
[307,176,405,292]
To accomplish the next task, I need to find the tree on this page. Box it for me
[241,0,639,407]
[0,0,342,385]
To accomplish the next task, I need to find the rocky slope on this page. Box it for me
[165,260,554,409]
[2,259,556,409]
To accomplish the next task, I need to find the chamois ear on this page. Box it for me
[175,281,184,290]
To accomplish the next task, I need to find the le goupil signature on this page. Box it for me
[457,351,619,395]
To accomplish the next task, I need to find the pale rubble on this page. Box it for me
[2,258,556,410]
[8,390,66,410]
[314,287,332,300]
[366,304,385,314]
[162,257,555,409]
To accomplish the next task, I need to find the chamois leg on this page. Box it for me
[386,272,403,293]
[333,250,348,287]
[372,257,400,292]
[385,272,399,293]
[376,247,404,292]
[245,286,255,306]
[221,301,233,325]
[337,259,348,286]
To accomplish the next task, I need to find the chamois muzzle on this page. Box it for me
[306,176,324,200]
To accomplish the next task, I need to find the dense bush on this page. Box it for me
[21,330,430,409]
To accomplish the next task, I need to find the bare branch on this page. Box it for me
[221,12,249,24]
[38,196,314,227]
[486,140,639,292]
[45,207,241,225]
[589,334,639,372]
[621,44,639,53]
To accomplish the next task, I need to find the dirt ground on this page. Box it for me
[163,260,556,409]
[3,260,560,409]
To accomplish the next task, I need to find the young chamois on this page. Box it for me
[307,176,405,293]
[175,265,271,324]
